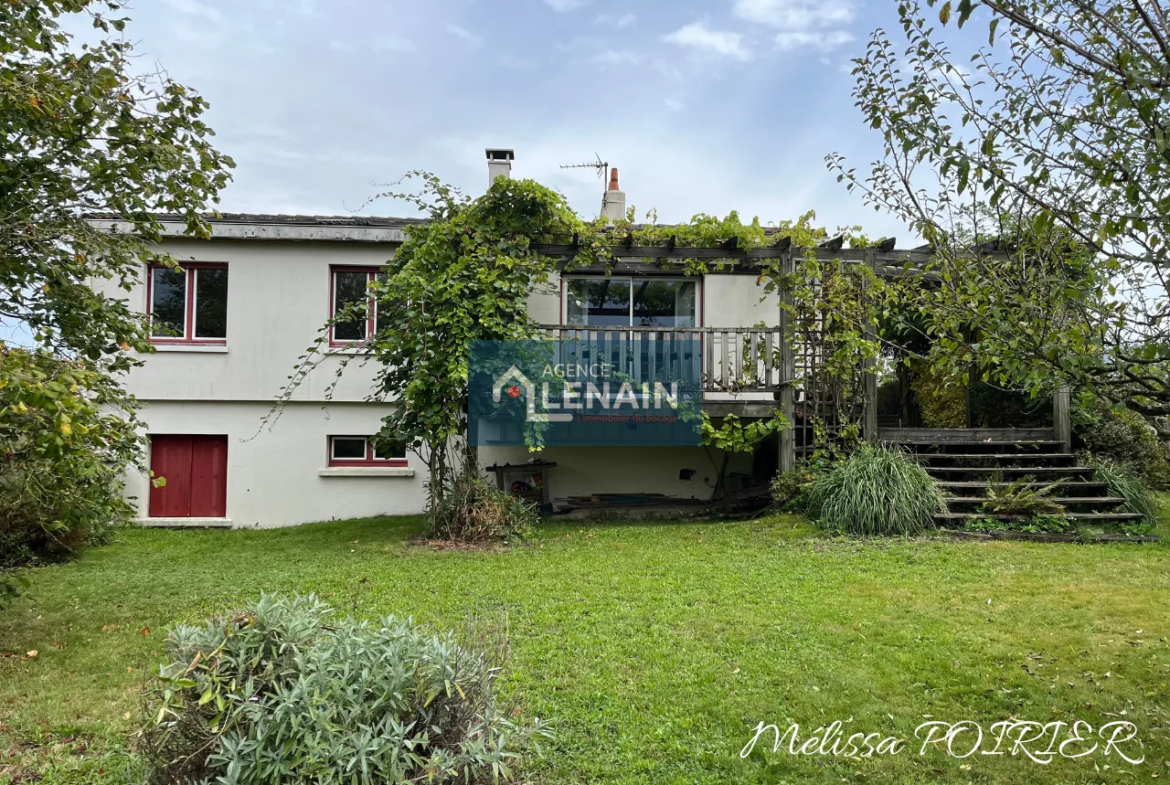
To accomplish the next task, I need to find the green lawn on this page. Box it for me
[2,515,1168,784]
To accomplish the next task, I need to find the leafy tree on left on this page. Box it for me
[0,0,234,581]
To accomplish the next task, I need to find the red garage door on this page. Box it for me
[149,435,228,517]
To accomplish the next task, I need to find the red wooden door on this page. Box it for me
[149,435,227,517]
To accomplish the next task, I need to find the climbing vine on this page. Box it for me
[273,173,884,518]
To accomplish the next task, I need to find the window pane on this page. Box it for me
[374,271,388,336]
[633,280,697,328]
[331,437,367,460]
[372,437,406,460]
[150,267,187,338]
[566,279,631,326]
[194,268,228,339]
[333,271,370,341]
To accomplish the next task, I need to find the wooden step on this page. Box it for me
[937,481,1107,489]
[927,465,1092,474]
[919,453,1075,461]
[881,428,1056,444]
[895,440,1065,449]
[943,497,1127,507]
[935,512,1143,522]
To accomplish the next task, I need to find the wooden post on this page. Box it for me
[861,249,879,442]
[778,248,796,473]
[1053,385,1072,453]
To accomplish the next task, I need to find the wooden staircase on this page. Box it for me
[880,429,1142,526]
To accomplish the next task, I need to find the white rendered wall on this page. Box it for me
[125,401,427,528]
[478,444,754,501]
[96,234,779,527]
[98,238,393,403]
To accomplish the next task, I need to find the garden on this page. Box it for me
[2,512,1169,784]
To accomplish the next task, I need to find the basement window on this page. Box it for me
[148,264,228,342]
[328,436,408,467]
[331,267,388,344]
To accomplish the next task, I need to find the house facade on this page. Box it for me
[94,153,785,528]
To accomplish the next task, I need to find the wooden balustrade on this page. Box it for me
[539,325,787,393]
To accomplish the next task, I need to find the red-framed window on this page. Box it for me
[330,266,387,344]
[147,263,228,343]
[327,436,408,467]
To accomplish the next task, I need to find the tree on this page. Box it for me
[829,0,1170,418]
[0,0,233,574]
[279,173,600,513]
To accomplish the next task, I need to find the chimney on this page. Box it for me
[486,148,514,187]
[601,167,626,223]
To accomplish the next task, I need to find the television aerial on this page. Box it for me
[559,153,609,180]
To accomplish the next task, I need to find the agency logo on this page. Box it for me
[491,366,572,424]
[469,338,703,447]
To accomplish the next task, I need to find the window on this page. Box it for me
[328,436,407,466]
[331,267,387,344]
[148,264,228,342]
[565,277,698,327]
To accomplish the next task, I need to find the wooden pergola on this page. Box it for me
[532,235,1072,472]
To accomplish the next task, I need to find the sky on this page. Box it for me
[99,0,913,240]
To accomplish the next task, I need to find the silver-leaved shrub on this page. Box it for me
[140,593,548,784]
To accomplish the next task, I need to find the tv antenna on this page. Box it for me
[559,153,609,180]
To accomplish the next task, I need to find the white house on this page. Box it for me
[93,151,785,528]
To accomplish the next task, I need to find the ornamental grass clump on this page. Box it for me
[140,594,547,785]
[1092,461,1157,523]
[805,444,946,536]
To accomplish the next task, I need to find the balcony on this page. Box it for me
[539,325,786,417]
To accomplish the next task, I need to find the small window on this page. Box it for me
[149,264,228,342]
[331,267,387,344]
[328,436,407,466]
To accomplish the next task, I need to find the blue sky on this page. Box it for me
[108,0,910,239]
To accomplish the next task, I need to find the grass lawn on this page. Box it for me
[2,514,1169,784]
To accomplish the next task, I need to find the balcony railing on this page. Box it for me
[539,325,786,393]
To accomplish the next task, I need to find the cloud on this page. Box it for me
[373,34,415,53]
[664,98,684,111]
[163,0,224,23]
[446,23,482,46]
[542,0,587,11]
[775,30,855,50]
[590,50,645,67]
[662,22,751,61]
[595,13,636,28]
[733,0,856,27]
[732,0,858,51]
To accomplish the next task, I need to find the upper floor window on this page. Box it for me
[565,277,698,328]
[149,263,228,342]
[331,267,387,344]
[328,435,407,466]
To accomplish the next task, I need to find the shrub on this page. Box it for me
[805,444,946,536]
[0,348,140,571]
[1092,462,1157,522]
[909,366,966,428]
[770,467,823,512]
[1075,404,1170,489]
[140,594,547,785]
[430,463,537,544]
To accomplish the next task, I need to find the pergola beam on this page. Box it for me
[533,241,965,280]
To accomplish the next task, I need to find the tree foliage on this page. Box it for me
[830,0,1170,419]
[0,0,233,581]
